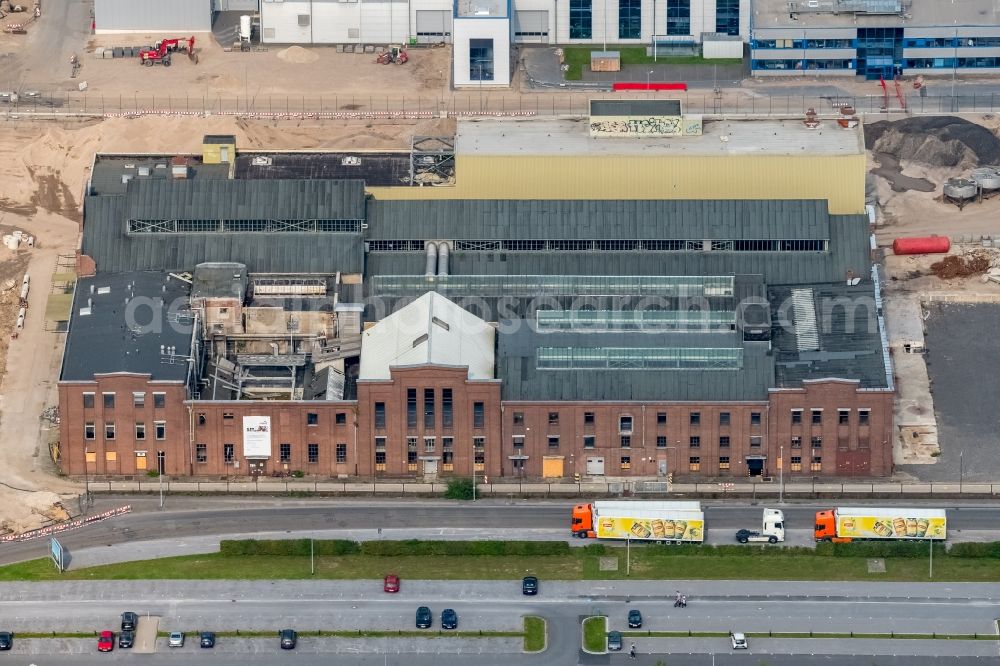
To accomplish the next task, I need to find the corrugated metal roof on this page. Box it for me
[770,282,888,389]
[124,179,366,221]
[366,199,830,240]
[82,195,364,274]
[363,214,868,287]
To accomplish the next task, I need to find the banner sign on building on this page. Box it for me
[242,415,272,458]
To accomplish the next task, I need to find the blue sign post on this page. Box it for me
[50,537,66,573]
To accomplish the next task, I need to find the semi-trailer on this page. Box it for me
[814,507,946,542]
[571,500,704,543]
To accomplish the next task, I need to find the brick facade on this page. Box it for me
[59,370,893,479]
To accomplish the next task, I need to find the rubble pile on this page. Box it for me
[930,249,994,280]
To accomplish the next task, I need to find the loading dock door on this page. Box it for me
[542,456,564,478]
[586,457,605,476]
[746,456,765,477]
[415,10,451,43]
[513,10,548,42]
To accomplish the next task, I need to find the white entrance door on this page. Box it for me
[586,457,605,476]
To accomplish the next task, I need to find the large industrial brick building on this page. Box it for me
[59,109,894,482]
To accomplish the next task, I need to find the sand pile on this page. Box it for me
[865,116,1000,170]
[277,45,320,64]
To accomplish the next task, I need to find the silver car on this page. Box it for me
[730,632,748,650]
[168,631,185,647]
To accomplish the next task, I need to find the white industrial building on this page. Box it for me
[259,0,749,85]
[94,0,259,34]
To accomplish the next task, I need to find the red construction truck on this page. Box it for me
[814,507,947,542]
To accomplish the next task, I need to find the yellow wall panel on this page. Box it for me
[367,154,866,215]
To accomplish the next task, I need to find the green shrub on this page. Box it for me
[948,542,1000,558]
[818,541,930,558]
[219,539,359,556]
[146,470,159,478]
[360,540,569,557]
[581,543,607,555]
[444,477,475,500]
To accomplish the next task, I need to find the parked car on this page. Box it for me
[0,631,12,650]
[731,632,748,650]
[168,631,185,647]
[280,629,297,650]
[415,606,433,628]
[120,612,138,632]
[118,630,134,649]
[441,608,458,630]
[522,575,538,595]
[607,631,623,651]
[97,631,115,652]
[200,631,216,648]
[384,574,400,593]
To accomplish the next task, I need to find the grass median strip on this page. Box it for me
[7,539,1000,582]
[621,631,1000,641]
[523,616,546,652]
[582,616,607,653]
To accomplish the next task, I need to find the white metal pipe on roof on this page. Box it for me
[436,242,449,277]
[424,242,438,277]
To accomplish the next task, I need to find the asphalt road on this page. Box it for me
[6,656,999,666]
[3,498,998,566]
[1,579,999,662]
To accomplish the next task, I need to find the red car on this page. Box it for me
[97,630,115,652]
[383,574,400,593]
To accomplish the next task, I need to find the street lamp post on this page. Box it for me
[959,450,964,492]
[472,446,477,502]
[83,447,91,514]
[779,444,785,504]
[952,23,958,111]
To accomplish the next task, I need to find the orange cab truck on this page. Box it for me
[814,507,947,542]
[571,500,704,544]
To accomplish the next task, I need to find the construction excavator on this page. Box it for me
[139,36,198,67]
[375,44,408,64]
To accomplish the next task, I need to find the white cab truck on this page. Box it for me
[735,508,785,544]
[571,500,705,543]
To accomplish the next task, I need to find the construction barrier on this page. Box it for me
[612,82,688,91]
[0,505,132,543]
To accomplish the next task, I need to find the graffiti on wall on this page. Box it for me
[590,114,703,138]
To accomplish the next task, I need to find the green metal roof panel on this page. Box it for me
[365,199,831,241]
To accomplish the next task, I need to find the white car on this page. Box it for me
[168,631,185,647]
[730,632,748,650]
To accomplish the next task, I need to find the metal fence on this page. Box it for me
[4,91,1000,118]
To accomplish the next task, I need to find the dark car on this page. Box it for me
[200,631,216,648]
[415,606,433,629]
[607,631,623,651]
[118,630,134,649]
[522,576,539,595]
[279,629,297,650]
[0,632,12,651]
[121,612,138,632]
[441,608,458,630]
[627,609,642,628]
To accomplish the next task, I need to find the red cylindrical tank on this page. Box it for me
[892,236,951,255]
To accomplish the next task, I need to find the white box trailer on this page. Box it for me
[815,507,947,541]
[572,500,705,543]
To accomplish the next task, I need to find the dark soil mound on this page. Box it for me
[864,116,1000,168]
